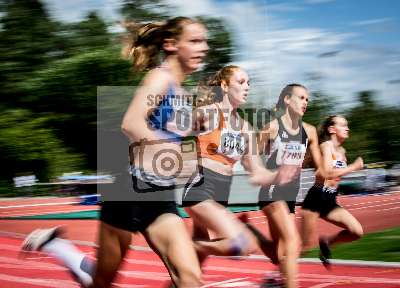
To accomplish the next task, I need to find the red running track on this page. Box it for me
[1,191,400,246]
[0,191,400,287]
[0,236,399,288]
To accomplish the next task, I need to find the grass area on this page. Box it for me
[304,227,400,262]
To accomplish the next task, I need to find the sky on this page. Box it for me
[42,0,400,109]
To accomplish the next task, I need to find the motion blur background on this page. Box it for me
[1,0,400,197]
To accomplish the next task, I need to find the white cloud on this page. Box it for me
[352,18,392,26]
[266,3,304,12]
[43,0,400,107]
[167,0,400,107]
[43,0,121,23]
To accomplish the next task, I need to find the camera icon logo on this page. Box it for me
[129,137,202,192]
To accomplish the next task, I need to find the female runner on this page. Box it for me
[301,115,364,268]
[182,66,296,264]
[21,16,209,288]
[251,84,323,288]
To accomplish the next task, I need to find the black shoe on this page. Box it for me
[260,272,284,288]
[319,238,332,270]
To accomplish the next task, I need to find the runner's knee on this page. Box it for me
[349,225,363,239]
[229,232,252,256]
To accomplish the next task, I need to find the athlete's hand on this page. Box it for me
[352,157,364,171]
[274,165,301,185]
[249,168,277,186]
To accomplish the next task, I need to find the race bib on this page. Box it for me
[276,141,306,166]
[333,159,347,168]
[218,128,246,159]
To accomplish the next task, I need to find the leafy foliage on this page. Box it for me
[0,0,234,195]
[0,0,399,196]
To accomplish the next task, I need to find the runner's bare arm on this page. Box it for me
[240,121,280,186]
[319,141,364,179]
[304,123,363,179]
[121,69,170,142]
[304,123,323,169]
[241,121,270,172]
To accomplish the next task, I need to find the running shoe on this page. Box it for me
[319,237,332,270]
[21,226,63,252]
[260,271,284,288]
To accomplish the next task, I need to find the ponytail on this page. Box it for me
[121,17,202,71]
[318,115,339,143]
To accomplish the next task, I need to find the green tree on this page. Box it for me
[195,17,233,78]
[345,91,400,163]
[120,0,171,22]
[303,90,336,127]
[0,109,83,187]
[0,0,60,86]
[0,0,236,196]
[60,12,110,56]
[17,49,133,169]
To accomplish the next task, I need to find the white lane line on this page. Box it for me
[300,273,400,284]
[214,281,257,287]
[0,208,99,218]
[349,201,400,211]
[0,206,95,215]
[0,273,79,288]
[205,265,400,284]
[308,284,335,288]
[200,278,249,288]
[0,201,79,209]
[122,258,400,284]
[344,197,400,207]
[247,215,266,220]
[0,256,66,270]
[376,206,400,212]
[3,238,400,268]
[118,270,170,281]
[0,263,56,269]
[253,221,267,225]
[1,247,400,287]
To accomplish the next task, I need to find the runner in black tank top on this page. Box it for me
[239,84,325,288]
[259,116,308,213]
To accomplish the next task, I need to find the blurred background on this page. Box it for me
[1,0,399,197]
